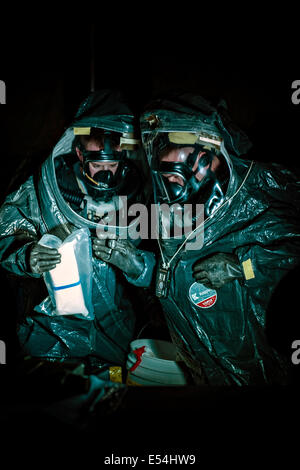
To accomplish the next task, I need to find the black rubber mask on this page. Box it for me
[151,137,230,217]
[80,132,126,194]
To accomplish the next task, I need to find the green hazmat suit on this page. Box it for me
[140,92,300,385]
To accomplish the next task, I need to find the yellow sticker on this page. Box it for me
[168,132,198,144]
[168,132,222,147]
[73,127,91,135]
[120,137,140,145]
[242,258,255,280]
[109,366,123,383]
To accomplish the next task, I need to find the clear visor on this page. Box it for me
[142,131,222,163]
[144,131,229,210]
[74,127,141,152]
[54,127,147,225]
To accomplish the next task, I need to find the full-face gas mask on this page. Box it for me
[76,128,140,203]
[145,131,230,218]
[55,126,144,227]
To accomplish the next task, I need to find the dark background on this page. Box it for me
[1,23,300,199]
[0,22,300,461]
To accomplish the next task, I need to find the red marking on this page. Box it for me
[130,346,146,372]
[197,295,217,308]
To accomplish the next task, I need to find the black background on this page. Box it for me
[1,23,300,198]
[0,20,300,463]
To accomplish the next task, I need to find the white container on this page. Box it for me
[126,339,187,386]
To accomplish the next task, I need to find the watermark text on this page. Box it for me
[291,340,300,365]
[0,340,6,364]
[291,80,300,105]
[95,197,204,251]
[0,80,6,104]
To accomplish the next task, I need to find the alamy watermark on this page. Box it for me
[291,80,300,105]
[291,340,300,365]
[0,340,6,364]
[95,197,205,251]
[0,80,6,104]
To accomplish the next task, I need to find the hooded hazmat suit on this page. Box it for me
[0,90,155,370]
[140,92,300,386]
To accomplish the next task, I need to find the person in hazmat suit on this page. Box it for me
[0,89,156,378]
[140,91,300,386]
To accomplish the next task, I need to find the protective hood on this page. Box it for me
[140,91,253,237]
[141,92,300,386]
[140,91,252,157]
[36,89,150,239]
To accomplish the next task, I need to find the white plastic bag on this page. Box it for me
[39,228,94,318]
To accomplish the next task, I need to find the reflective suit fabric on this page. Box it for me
[140,93,300,386]
[0,90,155,366]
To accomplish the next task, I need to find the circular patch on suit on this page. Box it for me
[189,282,217,309]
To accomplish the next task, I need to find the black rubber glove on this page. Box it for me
[93,234,144,280]
[192,253,243,289]
[29,243,61,274]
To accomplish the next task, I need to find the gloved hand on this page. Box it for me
[93,233,144,280]
[192,253,243,289]
[29,242,61,274]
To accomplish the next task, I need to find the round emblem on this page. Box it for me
[189,282,217,309]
